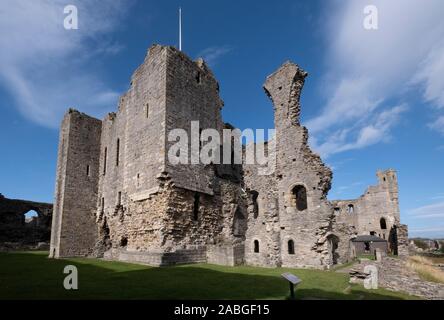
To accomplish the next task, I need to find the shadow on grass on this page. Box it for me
[0,251,412,300]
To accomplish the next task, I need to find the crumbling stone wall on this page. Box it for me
[0,194,52,245]
[244,62,339,269]
[332,169,407,256]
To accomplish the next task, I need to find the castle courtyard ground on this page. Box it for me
[0,251,417,300]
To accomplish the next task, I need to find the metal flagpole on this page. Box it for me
[179,7,182,51]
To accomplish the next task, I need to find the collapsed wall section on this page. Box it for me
[245,62,337,268]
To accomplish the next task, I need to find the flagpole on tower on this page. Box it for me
[179,7,182,51]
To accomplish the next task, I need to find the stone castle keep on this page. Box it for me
[50,44,408,268]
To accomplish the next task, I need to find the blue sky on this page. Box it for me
[0,0,443,238]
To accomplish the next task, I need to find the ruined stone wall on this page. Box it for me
[50,110,101,257]
[332,169,405,256]
[244,62,337,269]
[243,170,280,267]
[333,170,400,238]
[0,194,52,245]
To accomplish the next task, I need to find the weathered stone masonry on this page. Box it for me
[50,44,408,268]
[0,193,52,245]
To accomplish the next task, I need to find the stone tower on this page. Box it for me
[51,45,246,265]
[50,110,101,258]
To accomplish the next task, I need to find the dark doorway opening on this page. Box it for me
[364,242,370,252]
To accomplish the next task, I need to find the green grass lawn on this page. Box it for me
[0,251,418,300]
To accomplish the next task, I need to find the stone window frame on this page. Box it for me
[116,138,120,167]
[145,103,150,119]
[117,191,122,206]
[288,182,309,211]
[103,147,107,175]
[101,197,105,213]
[380,217,387,230]
[250,190,259,219]
[253,239,260,253]
[347,204,354,214]
[287,239,295,255]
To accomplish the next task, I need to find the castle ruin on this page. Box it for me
[50,45,408,268]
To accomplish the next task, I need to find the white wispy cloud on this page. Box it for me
[306,0,444,157]
[310,104,407,158]
[0,0,131,128]
[409,201,444,219]
[428,116,444,135]
[197,45,233,67]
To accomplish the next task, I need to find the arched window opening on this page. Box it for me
[288,240,295,255]
[291,185,308,211]
[347,204,354,214]
[253,240,259,253]
[24,210,38,224]
[380,217,387,230]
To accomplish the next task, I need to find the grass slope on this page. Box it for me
[0,251,417,300]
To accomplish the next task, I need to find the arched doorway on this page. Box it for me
[327,234,339,265]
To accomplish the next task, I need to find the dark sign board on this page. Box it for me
[281,273,302,285]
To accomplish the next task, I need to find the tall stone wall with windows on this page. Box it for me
[244,62,340,269]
